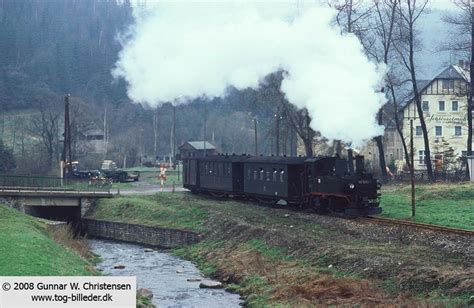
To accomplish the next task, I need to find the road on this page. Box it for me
[117,181,187,195]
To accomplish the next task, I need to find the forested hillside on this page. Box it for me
[0,0,291,174]
[0,0,131,109]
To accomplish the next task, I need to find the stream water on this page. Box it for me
[90,239,242,307]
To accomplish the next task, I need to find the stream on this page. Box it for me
[90,239,242,307]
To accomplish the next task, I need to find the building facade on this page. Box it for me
[402,63,471,171]
[179,141,218,158]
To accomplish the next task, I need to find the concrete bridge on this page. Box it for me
[0,181,114,222]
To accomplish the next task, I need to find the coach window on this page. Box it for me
[253,170,257,180]
[266,171,270,181]
[227,163,231,176]
[247,169,251,179]
[280,170,285,183]
[259,168,264,181]
[272,169,277,181]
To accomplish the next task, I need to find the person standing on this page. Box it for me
[159,165,167,192]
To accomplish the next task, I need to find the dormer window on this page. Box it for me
[442,79,454,91]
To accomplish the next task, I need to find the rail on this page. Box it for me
[363,216,474,236]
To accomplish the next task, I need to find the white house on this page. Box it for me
[401,62,472,171]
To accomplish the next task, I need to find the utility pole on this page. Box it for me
[61,94,72,179]
[172,105,176,169]
[283,111,288,156]
[468,1,474,161]
[276,106,280,156]
[410,118,415,217]
[203,104,207,152]
[153,108,158,163]
[254,117,258,156]
[103,105,107,159]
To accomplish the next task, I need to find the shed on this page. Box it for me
[179,141,218,158]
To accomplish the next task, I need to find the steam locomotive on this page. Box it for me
[182,150,381,216]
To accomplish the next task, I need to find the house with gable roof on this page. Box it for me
[401,61,472,171]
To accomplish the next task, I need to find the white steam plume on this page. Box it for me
[112,1,385,146]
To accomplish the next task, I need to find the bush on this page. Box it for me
[0,139,15,173]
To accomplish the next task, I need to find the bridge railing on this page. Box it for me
[0,174,112,192]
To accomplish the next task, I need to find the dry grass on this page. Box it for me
[188,242,421,307]
[47,223,100,269]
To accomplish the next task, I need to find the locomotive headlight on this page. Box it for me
[349,183,355,189]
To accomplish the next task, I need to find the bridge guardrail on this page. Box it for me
[0,174,111,192]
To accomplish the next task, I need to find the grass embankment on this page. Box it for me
[380,183,474,230]
[87,193,471,306]
[0,206,93,275]
[89,194,207,232]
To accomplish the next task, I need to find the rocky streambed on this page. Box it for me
[90,239,242,307]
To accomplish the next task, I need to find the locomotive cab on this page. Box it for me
[305,153,381,216]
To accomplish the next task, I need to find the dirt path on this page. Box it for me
[116,181,187,195]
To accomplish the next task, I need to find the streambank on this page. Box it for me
[86,193,473,306]
[0,205,93,276]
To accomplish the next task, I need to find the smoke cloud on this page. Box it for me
[112,2,385,146]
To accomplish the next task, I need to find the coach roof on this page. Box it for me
[245,156,307,165]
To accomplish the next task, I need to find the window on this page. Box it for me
[452,101,459,111]
[247,169,251,179]
[280,170,285,183]
[419,150,426,165]
[438,101,445,112]
[416,126,422,136]
[272,169,277,182]
[435,126,443,136]
[455,126,462,136]
[253,170,257,180]
[422,101,429,111]
[442,79,454,91]
[266,171,270,181]
[259,168,264,181]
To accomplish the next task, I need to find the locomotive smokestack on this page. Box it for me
[355,155,365,175]
[347,149,355,175]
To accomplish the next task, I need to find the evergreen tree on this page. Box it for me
[0,139,16,173]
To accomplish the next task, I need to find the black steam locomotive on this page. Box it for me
[182,150,381,216]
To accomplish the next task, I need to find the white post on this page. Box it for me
[467,156,474,181]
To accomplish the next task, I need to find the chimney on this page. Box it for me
[459,60,464,68]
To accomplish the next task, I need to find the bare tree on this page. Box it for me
[331,0,375,38]
[361,0,401,176]
[387,74,412,169]
[69,98,96,160]
[31,102,61,167]
[393,0,434,181]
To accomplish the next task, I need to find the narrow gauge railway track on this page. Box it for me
[198,193,474,236]
[363,216,474,236]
